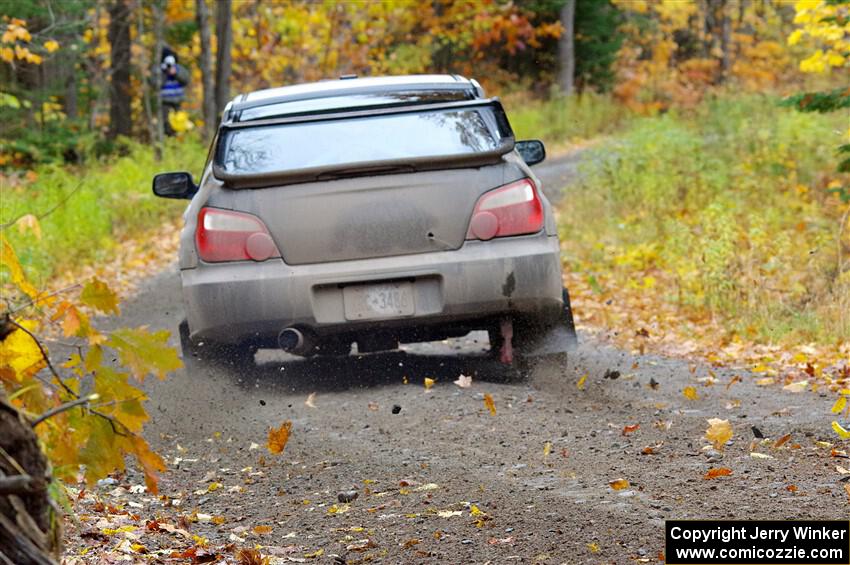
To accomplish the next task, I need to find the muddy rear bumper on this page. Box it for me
[181,234,564,344]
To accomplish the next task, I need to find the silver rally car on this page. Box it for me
[153,74,576,371]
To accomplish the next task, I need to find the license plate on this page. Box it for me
[343,282,415,320]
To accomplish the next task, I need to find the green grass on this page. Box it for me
[1,137,206,286]
[505,91,635,147]
[560,95,849,344]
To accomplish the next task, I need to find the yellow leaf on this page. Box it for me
[543,441,551,458]
[577,374,587,390]
[81,278,120,315]
[268,421,292,454]
[832,396,847,414]
[0,235,39,300]
[704,418,732,451]
[755,377,775,386]
[470,504,485,516]
[483,393,496,416]
[43,39,59,53]
[682,386,699,400]
[304,549,324,558]
[207,482,222,492]
[587,542,600,553]
[609,478,629,490]
[832,421,850,439]
[0,321,45,381]
[424,377,435,390]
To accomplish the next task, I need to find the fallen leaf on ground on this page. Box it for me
[782,380,808,393]
[608,478,629,490]
[483,394,496,416]
[704,467,733,480]
[773,433,791,448]
[622,424,640,435]
[437,510,462,518]
[305,392,316,408]
[683,386,699,400]
[577,374,587,390]
[488,537,515,545]
[755,377,775,386]
[750,452,773,459]
[253,525,273,535]
[726,376,742,390]
[786,485,798,492]
[844,483,850,503]
[836,465,850,475]
[424,377,435,390]
[543,441,552,458]
[587,542,600,553]
[401,539,420,549]
[833,396,847,414]
[268,421,292,454]
[454,374,472,388]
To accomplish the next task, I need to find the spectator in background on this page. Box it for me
[160,47,190,136]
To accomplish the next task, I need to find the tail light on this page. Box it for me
[466,178,544,241]
[196,207,281,262]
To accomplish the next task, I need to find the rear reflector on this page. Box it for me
[466,178,544,240]
[196,207,281,262]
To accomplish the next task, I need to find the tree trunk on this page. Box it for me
[108,0,132,139]
[557,0,576,96]
[719,0,732,82]
[0,399,59,565]
[152,0,165,156]
[214,0,233,120]
[196,0,215,140]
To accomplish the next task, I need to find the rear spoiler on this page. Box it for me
[212,99,515,189]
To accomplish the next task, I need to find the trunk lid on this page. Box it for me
[208,165,513,265]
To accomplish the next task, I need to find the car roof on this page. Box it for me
[226,75,484,121]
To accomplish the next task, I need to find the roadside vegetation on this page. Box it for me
[562,96,848,348]
[1,138,205,284]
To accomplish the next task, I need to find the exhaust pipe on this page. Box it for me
[278,327,315,356]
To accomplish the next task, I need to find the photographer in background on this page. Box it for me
[159,47,190,136]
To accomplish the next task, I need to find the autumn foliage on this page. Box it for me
[1,234,181,492]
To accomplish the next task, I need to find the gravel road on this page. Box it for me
[66,153,843,564]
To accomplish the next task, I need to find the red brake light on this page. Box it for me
[196,207,281,263]
[466,178,544,240]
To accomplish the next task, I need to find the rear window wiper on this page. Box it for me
[315,164,416,181]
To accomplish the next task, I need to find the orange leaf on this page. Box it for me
[622,424,640,435]
[483,393,496,416]
[268,421,292,454]
[62,306,82,337]
[703,467,733,480]
[773,433,791,448]
[253,525,273,535]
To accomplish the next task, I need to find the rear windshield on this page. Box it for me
[216,106,511,176]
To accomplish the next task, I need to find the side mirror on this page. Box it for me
[152,172,197,199]
[515,140,546,166]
